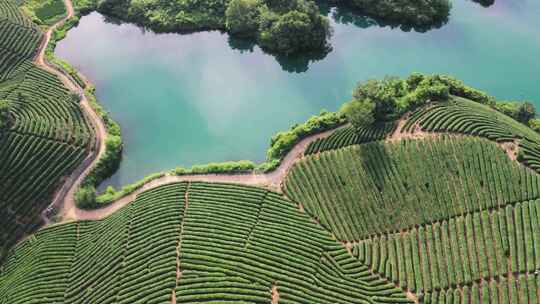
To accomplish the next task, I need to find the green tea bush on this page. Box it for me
[173,160,256,175]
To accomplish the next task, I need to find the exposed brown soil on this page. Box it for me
[36,0,107,224]
[271,284,279,304]
[57,128,337,221]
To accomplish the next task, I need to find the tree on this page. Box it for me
[340,99,375,129]
[226,0,264,37]
[352,77,405,120]
[0,100,10,130]
[517,102,536,124]
[258,0,331,54]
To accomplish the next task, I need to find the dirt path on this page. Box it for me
[33,0,341,224]
[61,128,337,221]
[35,0,107,224]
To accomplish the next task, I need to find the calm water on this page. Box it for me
[56,0,540,189]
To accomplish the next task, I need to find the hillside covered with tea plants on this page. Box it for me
[3,71,540,303]
[0,0,93,261]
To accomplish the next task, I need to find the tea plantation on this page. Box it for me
[0,182,412,303]
[285,100,540,302]
[0,0,93,261]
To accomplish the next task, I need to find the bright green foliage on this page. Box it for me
[22,0,67,26]
[0,0,92,261]
[284,136,540,240]
[343,74,455,124]
[0,182,412,303]
[305,122,396,155]
[340,98,375,128]
[266,110,344,163]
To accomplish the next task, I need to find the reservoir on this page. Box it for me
[55,0,540,188]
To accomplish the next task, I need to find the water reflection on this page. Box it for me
[471,0,495,8]
[56,0,540,188]
[318,1,448,33]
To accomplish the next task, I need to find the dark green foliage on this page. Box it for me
[495,101,536,124]
[349,0,451,30]
[225,0,264,37]
[0,100,9,129]
[74,0,332,55]
[472,0,495,7]
[258,0,331,54]
[339,97,375,129]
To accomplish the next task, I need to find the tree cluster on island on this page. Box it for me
[341,73,537,130]
[76,0,453,55]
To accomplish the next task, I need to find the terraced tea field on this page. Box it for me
[1,0,540,303]
[0,0,93,260]
[0,182,413,304]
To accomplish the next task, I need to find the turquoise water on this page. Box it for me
[55,0,540,188]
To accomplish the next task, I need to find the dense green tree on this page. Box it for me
[258,0,331,54]
[352,77,405,120]
[349,0,451,30]
[340,99,375,128]
[517,101,536,124]
[495,101,536,124]
[226,0,264,37]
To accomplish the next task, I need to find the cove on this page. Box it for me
[55,0,540,189]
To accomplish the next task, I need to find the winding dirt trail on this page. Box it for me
[61,127,338,221]
[34,0,342,224]
[35,0,107,224]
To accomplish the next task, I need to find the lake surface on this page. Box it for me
[55,0,540,189]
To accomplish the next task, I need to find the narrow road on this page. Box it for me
[34,0,341,223]
[61,128,338,221]
[35,0,107,224]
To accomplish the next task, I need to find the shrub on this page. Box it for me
[266,110,344,161]
[173,160,256,175]
[75,186,97,209]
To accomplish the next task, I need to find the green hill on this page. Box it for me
[0,0,93,261]
[0,182,412,303]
